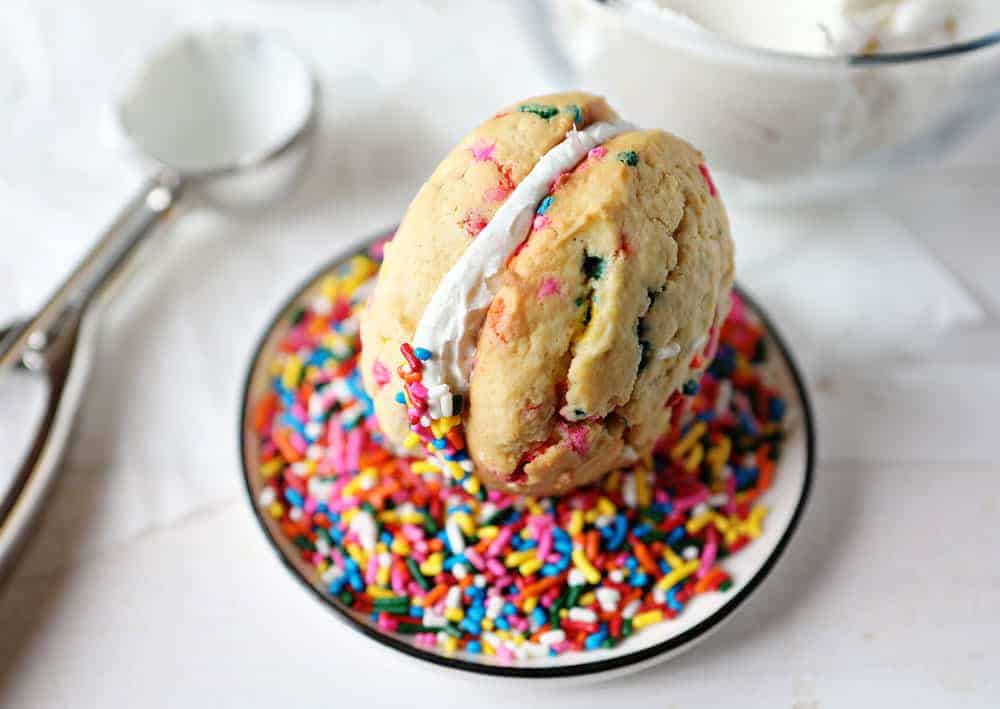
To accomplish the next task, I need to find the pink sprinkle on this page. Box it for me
[496,646,515,662]
[532,214,550,232]
[537,276,562,300]
[488,527,513,557]
[372,359,391,387]
[673,485,709,513]
[588,146,607,160]
[470,139,496,162]
[345,427,363,473]
[485,184,512,202]
[464,547,486,571]
[391,566,407,593]
[536,530,553,561]
[290,403,308,421]
[724,475,738,515]
[402,524,425,542]
[486,558,506,577]
[303,498,317,515]
[409,381,428,399]
[289,431,308,454]
[697,526,718,579]
[365,555,379,584]
[369,234,391,260]
[558,420,591,457]
[463,212,488,237]
[699,163,718,197]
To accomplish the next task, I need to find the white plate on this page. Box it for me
[239,230,815,680]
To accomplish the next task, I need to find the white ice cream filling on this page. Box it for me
[411,119,636,408]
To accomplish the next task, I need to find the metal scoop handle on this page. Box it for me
[0,171,183,577]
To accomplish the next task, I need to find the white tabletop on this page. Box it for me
[2,1,999,707]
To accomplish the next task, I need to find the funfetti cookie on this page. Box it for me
[361,92,733,495]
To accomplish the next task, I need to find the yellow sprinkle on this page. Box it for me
[596,497,616,517]
[671,421,707,460]
[398,512,425,525]
[442,636,459,654]
[430,419,446,439]
[527,502,543,517]
[568,510,584,535]
[481,618,494,632]
[366,586,396,599]
[462,476,481,495]
[572,549,602,585]
[268,359,283,377]
[450,512,475,537]
[604,470,621,493]
[512,635,524,646]
[378,511,399,524]
[632,609,664,630]
[636,469,651,507]
[713,514,732,533]
[281,355,303,390]
[345,543,366,565]
[376,563,390,587]
[420,552,444,577]
[320,276,340,301]
[662,546,684,570]
[656,559,699,590]
[411,461,440,474]
[743,506,768,539]
[444,607,464,623]
[686,512,714,535]
[584,509,599,524]
[341,508,358,524]
[724,527,741,546]
[559,609,569,618]
[261,459,284,479]
[495,630,511,641]
[482,641,496,655]
[477,526,499,540]
[578,592,596,607]
[522,597,538,614]
[505,550,536,568]
[519,557,543,576]
[317,560,328,574]
[267,501,284,519]
[684,443,705,473]
[446,462,465,481]
[443,415,462,428]
[403,433,421,449]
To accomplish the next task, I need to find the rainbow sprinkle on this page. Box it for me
[251,239,787,661]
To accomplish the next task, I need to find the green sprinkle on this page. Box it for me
[293,535,315,552]
[395,623,433,635]
[574,296,585,307]
[442,624,464,639]
[617,150,639,166]
[406,557,432,591]
[290,307,307,325]
[718,579,733,592]
[566,585,583,609]
[339,590,354,606]
[518,103,559,120]
[573,408,585,418]
[373,596,410,611]
[583,255,605,280]
[484,506,514,526]
[622,618,634,637]
[565,104,582,124]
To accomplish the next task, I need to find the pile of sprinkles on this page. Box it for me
[251,240,787,661]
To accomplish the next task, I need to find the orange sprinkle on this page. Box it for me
[694,567,728,594]
[422,584,449,607]
[519,572,566,599]
[633,539,660,575]
[252,391,278,434]
[273,428,303,463]
[585,530,600,560]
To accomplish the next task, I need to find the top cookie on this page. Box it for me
[360,92,733,495]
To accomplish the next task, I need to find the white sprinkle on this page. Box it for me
[691,333,708,352]
[474,574,488,588]
[311,297,332,316]
[291,462,309,476]
[321,566,343,584]
[349,511,377,551]
[568,569,587,587]
[596,587,621,612]
[308,477,333,501]
[445,517,466,554]
[708,492,729,507]
[445,586,463,609]
[486,596,504,619]
[358,475,377,491]
[622,599,642,619]
[609,570,625,583]
[305,423,324,442]
[568,607,597,624]
[289,507,303,522]
[452,563,468,580]
[715,379,733,416]
[420,415,431,428]
[621,445,639,463]
[459,460,475,472]
[622,474,638,508]
[423,610,447,628]
[306,443,325,460]
[539,629,566,646]
[440,393,454,418]
[478,503,497,524]
[427,384,450,399]
[692,502,710,518]
[657,342,681,360]
[258,487,276,507]
[513,643,529,661]
[482,631,503,648]
[682,546,699,561]
[315,536,330,557]
[653,587,667,604]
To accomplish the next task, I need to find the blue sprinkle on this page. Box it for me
[607,514,628,551]
[666,587,683,612]
[536,196,554,215]
[682,379,700,395]
[624,556,638,570]
[668,527,685,545]
[768,397,786,421]
[432,438,447,449]
[630,572,648,588]
[494,617,510,631]
[348,572,364,592]
[633,524,651,538]
[394,391,406,404]
[328,575,347,595]
[584,625,609,649]
[284,487,304,507]
[658,559,672,575]
[379,531,394,546]
[531,607,548,627]
[466,641,482,655]
[409,606,424,618]
[414,347,432,361]
[738,411,759,435]
[502,602,518,616]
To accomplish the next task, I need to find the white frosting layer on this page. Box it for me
[413,119,636,394]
